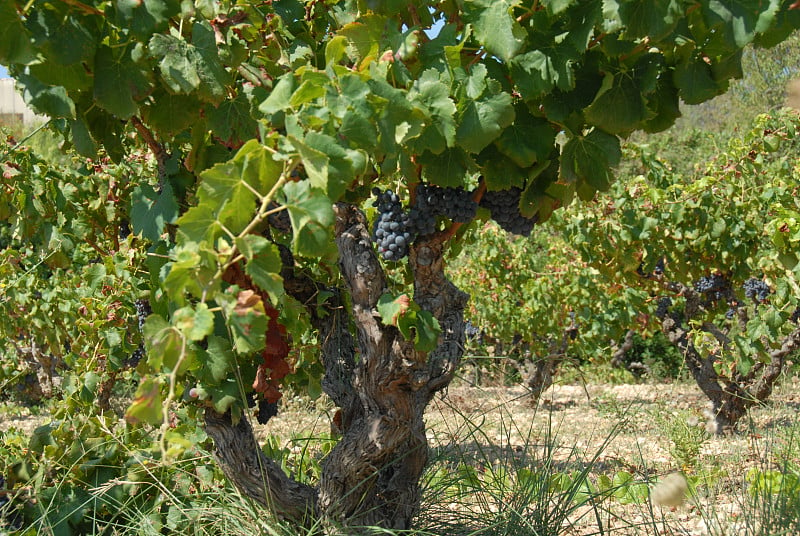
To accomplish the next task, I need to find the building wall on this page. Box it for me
[0,78,44,125]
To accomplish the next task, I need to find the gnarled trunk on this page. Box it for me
[204,203,468,531]
[660,285,799,433]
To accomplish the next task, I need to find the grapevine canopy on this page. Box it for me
[2,0,798,418]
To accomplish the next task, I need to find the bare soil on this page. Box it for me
[2,377,798,535]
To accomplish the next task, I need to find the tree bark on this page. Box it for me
[203,203,469,532]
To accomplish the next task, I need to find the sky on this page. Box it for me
[0,65,8,78]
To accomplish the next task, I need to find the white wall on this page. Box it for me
[0,78,44,125]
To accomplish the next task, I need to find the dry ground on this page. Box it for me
[2,376,798,535]
[265,376,800,535]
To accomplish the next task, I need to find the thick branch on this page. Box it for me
[277,244,358,422]
[409,238,469,395]
[749,324,800,401]
[204,410,318,525]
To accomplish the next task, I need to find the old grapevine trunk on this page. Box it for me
[661,284,800,433]
[204,204,468,531]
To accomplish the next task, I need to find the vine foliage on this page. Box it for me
[1,0,799,530]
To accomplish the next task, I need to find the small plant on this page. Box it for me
[657,409,710,472]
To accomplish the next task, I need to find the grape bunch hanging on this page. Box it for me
[370,185,478,261]
[370,184,536,260]
[479,187,536,236]
[743,278,770,302]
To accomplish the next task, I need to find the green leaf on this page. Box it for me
[674,56,720,105]
[702,0,780,48]
[405,309,441,352]
[173,303,214,342]
[615,0,683,41]
[282,181,336,259]
[340,110,379,150]
[237,235,285,303]
[191,20,229,103]
[25,5,97,66]
[408,69,457,154]
[141,90,202,138]
[419,147,473,187]
[259,74,297,114]
[148,22,228,103]
[16,73,75,119]
[113,0,180,40]
[93,45,150,118]
[560,129,621,197]
[199,336,236,385]
[68,115,98,157]
[125,376,164,425]
[143,314,191,371]
[163,243,220,302]
[584,73,649,134]
[338,15,385,67]
[463,0,526,62]
[495,109,555,168]
[377,293,411,326]
[377,293,441,351]
[456,91,515,153]
[509,46,577,99]
[289,79,326,108]
[149,33,201,94]
[209,379,241,415]
[0,2,36,64]
[290,132,354,201]
[131,182,179,242]
[176,204,224,244]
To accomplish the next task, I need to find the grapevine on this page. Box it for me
[693,274,730,302]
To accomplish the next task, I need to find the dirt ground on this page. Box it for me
[417,378,800,535]
[2,376,799,535]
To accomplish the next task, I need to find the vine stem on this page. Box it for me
[159,329,189,458]
[130,116,169,184]
[213,160,296,285]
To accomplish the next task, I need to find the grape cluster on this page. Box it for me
[743,278,770,302]
[479,187,536,236]
[257,398,279,424]
[693,274,728,301]
[655,297,673,319]
[371,188,414,261]
[135,298,151,331]
[129,298,152,367]
[409,184,478,236]
[119,219,131,239]
[791,307,800,323]
[654,257,665,276]
[267,202,292,233]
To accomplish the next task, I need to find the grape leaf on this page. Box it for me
[93,45,150,119]
[0,2,36,64]
[125,376,164,425]
[16,73,75,119]
[131,182,179,242]
[282,181,336,259]
[237,235,285,304]
[463,0,526,62]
